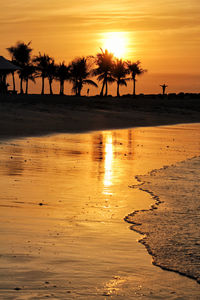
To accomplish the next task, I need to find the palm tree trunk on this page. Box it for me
[60,80,63,95]
[105,80,108,97]
[49,78,53,95]
[100,80,105,96]
[25,79,28,94]
[12,72,16,92]
[41,76,44,95]
[133,78,136,96]
[76,81,79,96]
[78,82,82,96]
[117,82,120,97]
[62,81,64,95]
[20,77,23,94]
[77,85,81,96]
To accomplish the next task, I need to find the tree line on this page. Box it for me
[6,41,146,97]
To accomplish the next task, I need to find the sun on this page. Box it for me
[100,32,129,59]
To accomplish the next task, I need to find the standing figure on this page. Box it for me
[87,88,90,96]
[160,84,168,95]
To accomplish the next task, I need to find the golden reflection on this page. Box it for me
[100,32,130,58]
[104,276,126,296]
[91,134,104,162]
[103,133,113,191]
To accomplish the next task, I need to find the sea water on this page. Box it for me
[126,156,200,283]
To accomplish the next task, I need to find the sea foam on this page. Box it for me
[126,156,200,284]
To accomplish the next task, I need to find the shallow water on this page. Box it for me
[128,156,200,284]
[0,124,200,299]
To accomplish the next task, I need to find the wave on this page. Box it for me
[125,156,200,284]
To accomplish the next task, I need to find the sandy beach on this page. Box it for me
[0,93,200,139]
[0,94,200,299]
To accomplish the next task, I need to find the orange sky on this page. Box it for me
[1,0,200,94]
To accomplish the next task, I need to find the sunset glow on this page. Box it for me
[100,32,129,59]
[1,0,200,93]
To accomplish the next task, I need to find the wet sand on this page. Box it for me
[0,124,200,299]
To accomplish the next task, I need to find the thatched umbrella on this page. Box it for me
[0,56,20,94]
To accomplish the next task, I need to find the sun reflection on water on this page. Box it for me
[103,133,113,193]
[103,275,126,297]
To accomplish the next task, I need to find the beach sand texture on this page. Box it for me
[0,94,200,140]
[0,124,200,299]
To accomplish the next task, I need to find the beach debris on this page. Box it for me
[102,292,110,296]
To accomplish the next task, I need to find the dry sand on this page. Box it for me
[0,93,200,139]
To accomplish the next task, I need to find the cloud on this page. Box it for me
[2,0,200,34]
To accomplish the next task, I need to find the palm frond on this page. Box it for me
[83,79,98,87]
[107,76,115,83]
[97,74,105,82]
[119,79,127,86]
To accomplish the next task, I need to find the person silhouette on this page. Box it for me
[160,84,168,95]
[87,88,90,96]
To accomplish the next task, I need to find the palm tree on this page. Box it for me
[69,57,98,96]
[55,62,70,95]
[6,46,17,92]
[7,41,33,94]
[46,60,57,95]
[20,64,36,94]
[127,61,146,96]
[112,59,129,97]
[93,49,114,97]
[33,53,53,95]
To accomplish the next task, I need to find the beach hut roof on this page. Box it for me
[0,56,20,71]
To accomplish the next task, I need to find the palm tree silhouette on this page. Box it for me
[127,61,146,96]
[69,57,98,96]
[55,62,70,95]
[7,41,32,94]
[112,59,129,97]
[93,49,114,97]
[33,53,53,95]
[20,64,36,94]
[47,60,56,95]
[6,47,17,92]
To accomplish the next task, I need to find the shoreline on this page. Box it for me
[125,156,200,285]
[0,94,200,140]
